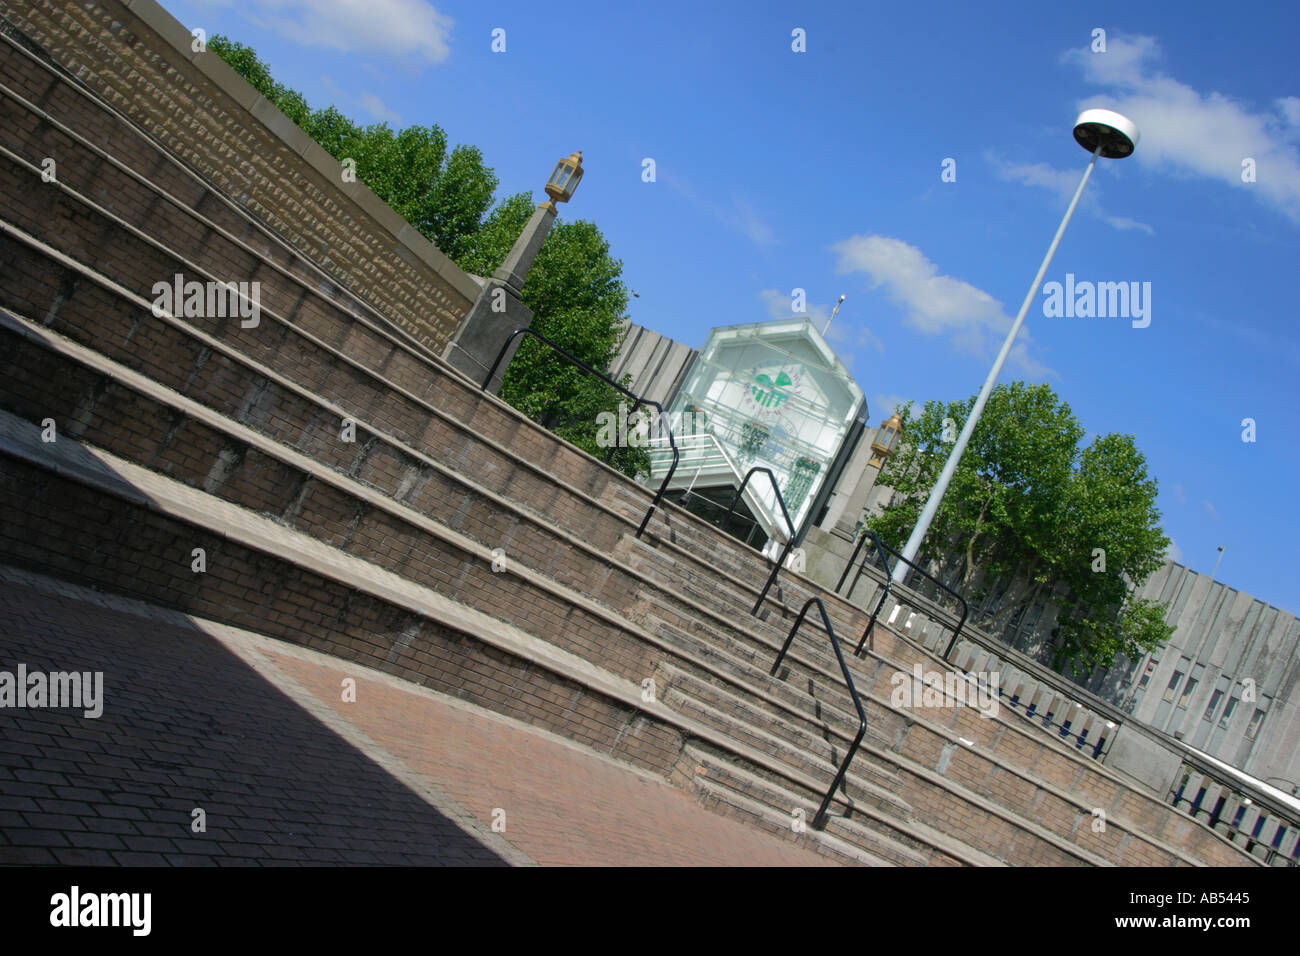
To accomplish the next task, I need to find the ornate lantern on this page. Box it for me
[542,151,584,210]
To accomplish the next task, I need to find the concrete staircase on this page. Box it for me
[0,17,1257,867]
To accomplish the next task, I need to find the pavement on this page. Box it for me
[0,564,836,866]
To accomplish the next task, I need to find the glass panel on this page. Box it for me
[1245,709,1265,740]
[1176,678,1197,709]
[1218,696,1238,729]
[1162,670,1184,703]
[648,318,864,536]
[1203,689,1223,720]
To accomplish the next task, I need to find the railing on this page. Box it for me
[718,466,795,615]
[770,597,867,831]
[1168,763,1299,867]
[481,328,678,538]
[837,531,968,659]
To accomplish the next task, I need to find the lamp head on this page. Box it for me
[542,150,584,210]
[1073,108,1139,158]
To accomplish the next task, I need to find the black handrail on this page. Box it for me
[770,597,867,831]
[835,529,894,656]
[481,328,678,539]
[840,532,968,659]
[719,466,796,615]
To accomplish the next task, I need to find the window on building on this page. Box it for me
[1246,709,1266,740]
[1177,677,1198,709]
[1137,658,1158,691]
[1162,670,1185,704]
[1219,696,1239,730]
[1203,689,1224,721]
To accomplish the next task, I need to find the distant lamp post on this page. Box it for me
[890,109,1139,584]
[822,294,846,336]
[868,412,903,468]
[1210,545,1225,580]
[541,151,583,211]
[445,149,585,391]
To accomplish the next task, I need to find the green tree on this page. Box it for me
[208,36,642,477]
[866,382,1174,674]
[209,36,496,269]
[462,193,646,477]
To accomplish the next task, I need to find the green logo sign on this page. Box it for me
[752,370,792,410]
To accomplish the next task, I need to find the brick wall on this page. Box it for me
[0,0,478,353]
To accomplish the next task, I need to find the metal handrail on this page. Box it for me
[481,327,678,538]
[770,597,867,830]
[719,466,796,615]
[839,531,968,659]
[835,528,893,655]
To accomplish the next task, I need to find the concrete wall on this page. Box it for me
[607,319,695,407]
[0,0,481,354]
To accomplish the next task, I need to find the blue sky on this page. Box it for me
[168,1,1300,613]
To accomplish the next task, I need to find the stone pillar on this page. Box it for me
[444,202,555,392]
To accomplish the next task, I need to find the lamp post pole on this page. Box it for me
[444,151,584,391]
[891,110,1139,584]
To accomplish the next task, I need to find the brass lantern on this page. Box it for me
[541,150,584,211]
[868,412,902,467]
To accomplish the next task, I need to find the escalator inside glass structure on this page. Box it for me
[643,317,866,561]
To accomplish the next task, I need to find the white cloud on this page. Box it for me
[757,289,884,356]
[1064,34,1300,224]
[357,92,402,126]
[236,0,454,64]
[986,153,1155,235]
[319,75,403,125]
[873,394,914,419]
[1101,214,1156,235]
[1166,538,1184,563]
[727,196,775,246]
[1204,499,1220,519]
[831,234,1053,377]
[756,288,883,373]
[1173,483,1189,503]
[664,174,775,248]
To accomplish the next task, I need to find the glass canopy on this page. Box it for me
[650,317,866,541]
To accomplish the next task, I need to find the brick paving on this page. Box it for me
[0,567,835,866]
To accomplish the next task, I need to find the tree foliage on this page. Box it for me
[209,37,640,474]
[867,381,1174,674]
[460,194,647,476]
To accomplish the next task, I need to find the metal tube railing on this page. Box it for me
[835,529,894,656]
[718,466,795,615]
[481,328,678,539]
[839,531,968,659]
[770,597,867,830]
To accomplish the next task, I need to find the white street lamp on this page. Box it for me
[891,109,1139,584]
[822,294,846,336]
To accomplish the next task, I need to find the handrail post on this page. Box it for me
[838,530,968,660]
[770,597,867,831]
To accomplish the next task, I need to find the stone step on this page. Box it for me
[0,299,1229,869]
[659,674,909,821]
[0,152,814,637]
[0,29,385,334]
[0,410,1007,868]
[681,746,949,867]
[0,310,1119,868]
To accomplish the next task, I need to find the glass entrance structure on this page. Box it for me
[646,318,866,548]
